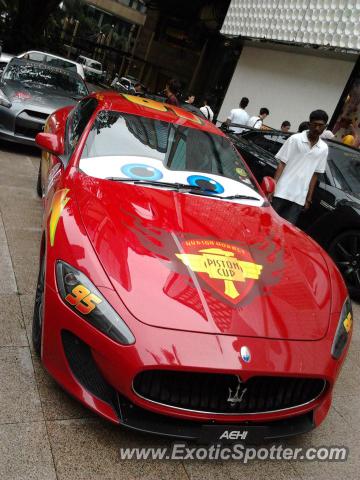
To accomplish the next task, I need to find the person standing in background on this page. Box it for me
[271,110,329,225]
[281,120,291,132]
[226,97,250,133]
[247,108,270,129]
[165,79,181,106]
[185,93,196,105]
[200,99,214,122]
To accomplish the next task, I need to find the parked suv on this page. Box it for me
[77,55,106,83]
[17,51,85,79]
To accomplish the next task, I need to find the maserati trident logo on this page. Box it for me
[227,376,247,406]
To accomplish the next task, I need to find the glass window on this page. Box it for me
[27,52,46,62]
[81,111,258,190]
[45,57,77,72]
[328,144,360,193]
[89,60,102,70]
[245,132,287,155]
[65,98,98,161]
[3,62,88,98]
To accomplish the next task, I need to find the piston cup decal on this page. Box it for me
[176,239,263,304]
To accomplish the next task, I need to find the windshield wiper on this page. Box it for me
[105,178,262,201]
[105,178,205,192]
[222,194,261,201]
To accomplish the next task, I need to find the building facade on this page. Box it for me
[218,0,360,137]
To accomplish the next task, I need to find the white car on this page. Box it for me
[77,55,106,83]
[17,51,85,79]
[0,53,14,76]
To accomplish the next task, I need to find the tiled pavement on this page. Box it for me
[0,141,359,480]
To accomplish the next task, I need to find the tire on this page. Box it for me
[32,255,45,356]
[36,161,42,198]
[328,230,360,300]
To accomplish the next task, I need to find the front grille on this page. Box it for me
[133,371,326,414]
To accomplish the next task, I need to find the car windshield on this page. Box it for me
[80,111,258,193]
[89,60,102,69]
[3,63,88,98]
[328,143,360,194]
[46,57,77,72]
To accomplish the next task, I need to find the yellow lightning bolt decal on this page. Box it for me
[49,189,70,247]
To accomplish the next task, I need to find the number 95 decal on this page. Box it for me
[65,284,102,315]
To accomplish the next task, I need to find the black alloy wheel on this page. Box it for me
[32,255,45,355]
[328,230,360,300]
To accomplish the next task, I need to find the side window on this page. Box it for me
[64,98,98,163]
[328,147,360,193]
[249,133,286,155]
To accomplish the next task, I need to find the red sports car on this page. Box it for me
[34,92,352,444]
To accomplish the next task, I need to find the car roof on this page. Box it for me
[236,129,360,155]
[91,92,223,135]
[7,57,85,80]
[18,50,79,66]
[79,55,100,62]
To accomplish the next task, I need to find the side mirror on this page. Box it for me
[260,176,276,198]
[35,132,64,156]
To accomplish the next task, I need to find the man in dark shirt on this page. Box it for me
[165,78,181,106]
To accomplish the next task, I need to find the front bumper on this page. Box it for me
[0,107,47,145]
[41,282,348,443]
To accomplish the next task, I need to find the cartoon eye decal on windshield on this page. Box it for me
[121,164,163,181]
[187,175,225,194]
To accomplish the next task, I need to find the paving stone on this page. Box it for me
[0,421,56,480]
[0,347,43,423]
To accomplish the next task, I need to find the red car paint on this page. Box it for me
[35,93,351,441]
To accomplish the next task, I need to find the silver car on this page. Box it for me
[0,58,88,145]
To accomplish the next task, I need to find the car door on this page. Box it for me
[297,143,360,244]
[296,167,336,233]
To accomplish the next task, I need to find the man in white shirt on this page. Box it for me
[200,99,214,122]
[272,110,329,225]
[226,97,249,133]
[247,107,270,129]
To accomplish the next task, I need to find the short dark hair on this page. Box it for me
[167,78,181,95]
[309,109,328,124]
[240,97,249,108]
[186,93,195,98]
[298,121,310,132]
[281,120,291,128]
[260,107,269,116]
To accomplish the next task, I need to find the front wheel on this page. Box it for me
[328,230,360,300]
[36,161,42,198]
[32,255,45,355]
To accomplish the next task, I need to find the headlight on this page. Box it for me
[56,260,135,345]
[331,297,352,359]
[0,89,11,108]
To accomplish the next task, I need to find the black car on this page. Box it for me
[229,129,360,299]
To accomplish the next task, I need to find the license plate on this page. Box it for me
[199,425,268,444]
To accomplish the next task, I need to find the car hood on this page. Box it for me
[2,81,78,110]
[75,175,332,340]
